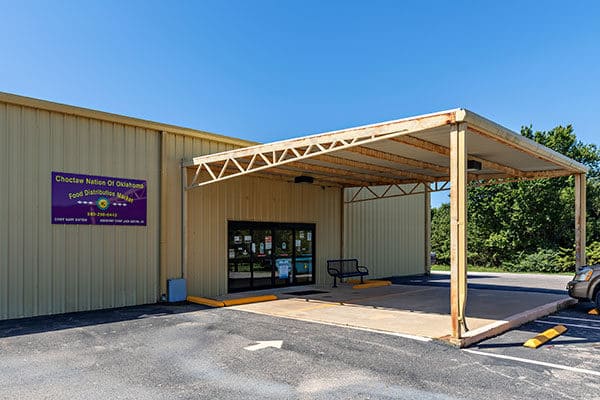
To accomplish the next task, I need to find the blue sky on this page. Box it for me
[1,1,598,206]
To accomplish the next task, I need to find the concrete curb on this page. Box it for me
[222,295,278,307]
[187,296,225,307]
[458,297,577,348]
[187,294,278,308]
[352,281,392,289]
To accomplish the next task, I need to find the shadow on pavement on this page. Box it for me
[388,274,567,296]
[0,303,210,339]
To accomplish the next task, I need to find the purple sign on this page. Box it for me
[52,171,147,226]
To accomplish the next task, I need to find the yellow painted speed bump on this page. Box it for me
[222,294,278,306]
[588,308,599,315]
[187,296,225,308]
[523,325,567,348]
[352,280,392,289]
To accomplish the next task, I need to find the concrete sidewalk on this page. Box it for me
[227,281,572,343]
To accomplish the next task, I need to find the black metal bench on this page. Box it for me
[327,259,369,287]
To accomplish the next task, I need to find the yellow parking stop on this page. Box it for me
[523,325,567,349]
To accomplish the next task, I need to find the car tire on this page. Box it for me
[595,289,600,310]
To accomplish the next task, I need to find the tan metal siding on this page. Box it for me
[343,188,425,278]
[186,176,341,297]
[160,133,237,296]
[0,102,160,320]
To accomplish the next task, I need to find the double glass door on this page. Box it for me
[228,221,315,292]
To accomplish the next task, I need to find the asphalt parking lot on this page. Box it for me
[467,301,600,378]
[1,300,599,399]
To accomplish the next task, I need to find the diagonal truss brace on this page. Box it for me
[345,181,450,204]
[183,112,455,190]
[344,171,574,204]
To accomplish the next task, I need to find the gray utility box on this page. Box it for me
[167,278,187,302]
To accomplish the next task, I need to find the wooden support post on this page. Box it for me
[575,173,587,271]
[450,123,468,339]
[424,184,431,275]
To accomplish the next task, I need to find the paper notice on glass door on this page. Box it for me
[276,258,291,279]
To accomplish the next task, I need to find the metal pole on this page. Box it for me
[424,183,431,275]
[181,163,188,279]
[340,187,345,259]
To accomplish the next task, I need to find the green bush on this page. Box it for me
[553,241,600,271]
[587,241,600,265]
[556,246,575,272]
[492,242,600,273]
[503,249,561,273]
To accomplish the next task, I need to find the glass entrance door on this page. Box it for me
[274,228,293,287]
[294,228,313,284]
[227,221,316,292]
[227,228,252,291]
[252,228,273,289]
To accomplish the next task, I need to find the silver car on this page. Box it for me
[567,264,600,308]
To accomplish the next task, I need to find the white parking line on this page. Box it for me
[535,320,600,331]
[463,349,600,377]
[546,315,600,323]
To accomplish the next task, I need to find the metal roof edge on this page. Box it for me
[0,91,258,148]
[460,108,589,174]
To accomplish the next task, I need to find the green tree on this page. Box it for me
[431,203,450,264]
[430,124,600,269]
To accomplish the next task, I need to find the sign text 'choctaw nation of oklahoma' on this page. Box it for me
[51,171,147,226]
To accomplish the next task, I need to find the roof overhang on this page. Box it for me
[182,108,588,190]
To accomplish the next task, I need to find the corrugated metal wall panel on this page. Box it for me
[0,102,161,320]
[160,133,237,297]
[0,93,426,319]
[186,176,341,297]
[343,187,426,278]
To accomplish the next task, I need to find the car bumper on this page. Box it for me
[567,280,589,300]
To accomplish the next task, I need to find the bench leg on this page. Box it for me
[332,276,337,288]
[360,275,364,284]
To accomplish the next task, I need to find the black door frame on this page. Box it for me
[227,221,316,292]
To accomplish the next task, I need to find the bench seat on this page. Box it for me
[327,259,369,287]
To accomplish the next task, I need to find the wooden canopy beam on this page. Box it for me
[344,146,448,173]
[392,136,527,178]
[281,162,411,187]
[313,154,436,182]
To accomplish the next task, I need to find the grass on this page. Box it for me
[430,264,573,275]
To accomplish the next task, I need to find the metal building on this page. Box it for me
[0,92,426,321]
[0,92,588,344]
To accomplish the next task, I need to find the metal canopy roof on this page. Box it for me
[182,108,588,191]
